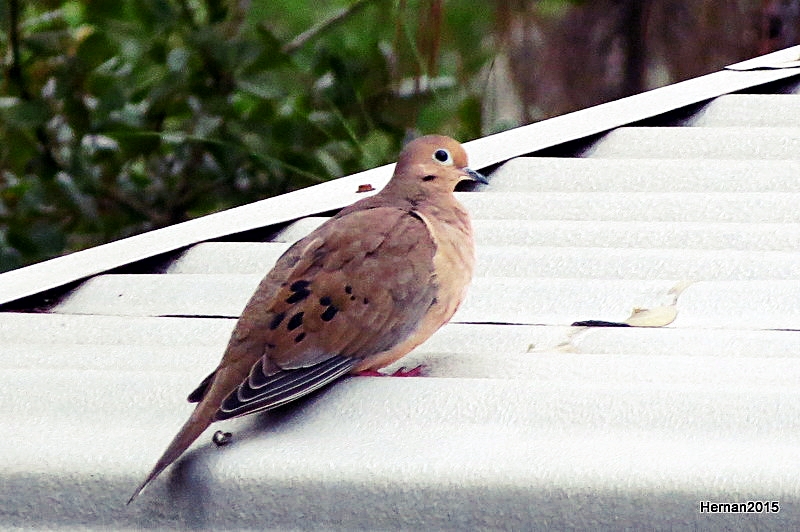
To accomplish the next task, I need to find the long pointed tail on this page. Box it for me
[127,408,214,504]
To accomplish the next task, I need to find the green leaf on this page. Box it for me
[76,29,115,70]
[1,101,50,129]
[62,1,86,28]
[103,130,161,158]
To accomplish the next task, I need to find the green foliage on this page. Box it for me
[0,0,496,271]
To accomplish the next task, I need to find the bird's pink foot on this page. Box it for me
[354,364,427,377]
[390,365,426,377]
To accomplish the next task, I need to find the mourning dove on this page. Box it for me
[128,135,487,503]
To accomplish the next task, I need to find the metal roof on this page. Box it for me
[2,45,800,530]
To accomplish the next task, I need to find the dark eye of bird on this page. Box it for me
[422,175,435,181]
[434,149,449,162]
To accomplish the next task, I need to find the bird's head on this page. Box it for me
[386,135,487,201]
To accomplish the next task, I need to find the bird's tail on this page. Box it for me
[127,406,214,504]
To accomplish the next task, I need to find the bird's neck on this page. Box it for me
[411,193,473,243]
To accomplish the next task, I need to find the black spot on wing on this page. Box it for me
[216,356,356,420]
[320,305,338,321]
[269,312,286,330]
[286,280,312,304]
[290,280,311,292]
[287,312,304,331]
[286,292,308,304]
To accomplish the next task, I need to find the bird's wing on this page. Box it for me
[198,206,438,419]
[214,355,356,419]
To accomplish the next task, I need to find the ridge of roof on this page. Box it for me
[1,46,799,306]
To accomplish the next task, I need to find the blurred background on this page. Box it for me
[1,0,798,272]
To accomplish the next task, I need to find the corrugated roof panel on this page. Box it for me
[281,217,800,250]
[2,48,800,530]
[459,192,800,222]
[686,94,800,126]
[584,126,800,159]
[169,242,800,280]
[488,158,800,192]
[51,274,679,324]
[4,312,800,363]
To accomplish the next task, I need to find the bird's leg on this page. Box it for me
[390,365,426,377]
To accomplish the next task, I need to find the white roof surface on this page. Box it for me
[2,46,800,530]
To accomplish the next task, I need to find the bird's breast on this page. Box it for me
[414,204,475,316]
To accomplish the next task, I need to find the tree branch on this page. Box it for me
[7,0,29,99]
[282,0,380,55]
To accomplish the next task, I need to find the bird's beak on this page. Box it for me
[462,167,489,185]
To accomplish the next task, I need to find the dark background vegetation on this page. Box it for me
[1,0,798,272]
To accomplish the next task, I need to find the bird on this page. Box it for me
[128,135,487,503]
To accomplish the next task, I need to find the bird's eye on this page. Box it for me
[433,149,452,164]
